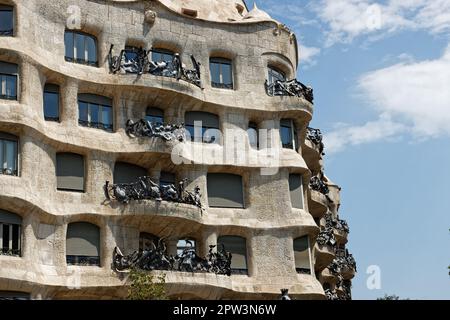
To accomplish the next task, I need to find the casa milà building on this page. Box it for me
[0,0,355,300]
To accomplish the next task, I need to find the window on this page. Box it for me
[0,5,13,36]
[0,291,30,300]
[293,236,311,274]
[207,173,244,208]
[0,209,21,257]
[185,111,220,143]
[268,66,286,85]
[151,49,174,64]
[0,132,18,176]
[56,153,84,192]
[113,162,147,184]
[280,119,297,150]
[145,107,164,125]
[64,30,97,66]
[139,232,160,251]
[217,236,247,275]
[0,61,18,100]
[210,58,233,89]
[247,122,259,149]
[43,84,60,121]
[78,93,113,132]
[177,239,196,256]
[66,222,100,266]
[289,174,304,209]
[160,171,175,188]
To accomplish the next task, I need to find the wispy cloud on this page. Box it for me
[309,0,450,46]
[299,44,321,68]
[325,44,450,154]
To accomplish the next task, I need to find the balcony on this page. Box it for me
[314,228,336,271]
[113,242,232,276]
[306,127,324,156]
[327,249,357,280]
[104,177,202,209]
[125,119,186,142]
[108,46,202,88]
[264,79,314,104]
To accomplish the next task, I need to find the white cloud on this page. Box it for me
[311,0,450,46]
[325,44,450,154]
[299,45,321,67]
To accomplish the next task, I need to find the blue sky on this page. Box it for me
[257,0,450,299]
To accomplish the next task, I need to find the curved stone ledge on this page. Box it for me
[0,192,319,232]
[0,42,311,115]
[314,244,336,272]
[334,229,349,245]
[308,190,328,218]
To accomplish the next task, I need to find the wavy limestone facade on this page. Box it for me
[0,0,354,299]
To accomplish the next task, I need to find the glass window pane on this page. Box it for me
[5,75,16,98]
[86,36,97,64]
[101,106,112,129]
[210,62,220,84]
[294,237,310,272]
[222,63,232,85]
[64,31,74,59]
[5,140,17,173]
[281,126,292,147]
[78,101,88,123]
[75,33,85,61]
[89,103,99,125]
[145,115,164,124]
[44,91,59,120]
[0,10,13,32]
[247,127,258,149]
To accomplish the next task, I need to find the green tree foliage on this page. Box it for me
[127,268,168,300]
[377,294,400,300]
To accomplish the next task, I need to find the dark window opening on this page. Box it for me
[210,58,233,89]
[64,31,98,66]
[0,5,13,36]
[43,84,60,121]
[78,94,113,132]
[218,236,247,275]
[185,111,220,144]
[0,61,18,100]
[0,132,18,176]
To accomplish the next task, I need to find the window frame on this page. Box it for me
[247,121,259,150]
[293,236,313,275]
[78,95,113,132]
[66,222,101,267]
[210,57,234,90]
[268,66,286,85]
[151,48,175,64]
[289,173,304,210]
[217,235,248,275]
[55,152,85,193]
[145,107,164,125]
[207,173,245,209]
[0,210,22,257]
[0,132,18,176]
[280,119,298,150]
[184,111,221,144]
[43,84,60,122]
[0,5,14,37]
[64,30,98,67]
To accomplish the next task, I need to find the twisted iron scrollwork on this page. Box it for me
[265,79,314,103]
[104,177,202,208]
[113,243,232,276]
[329,249,357,274]
[108,45,202,88]
[125,119,186,142]
[317,227,337,247]
[280,289,291,300]
[325,288,339,300]
[310,174,330,196]
[306,127,325,155]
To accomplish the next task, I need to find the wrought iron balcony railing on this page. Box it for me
[0,248,21,257]
[309,175,330,195]
[113,243,232,276]
[264,79,314,103]
[329,249,357,274]
[325,288,339,300]
[66,255,100,266]
[0,168,18,176]
[306,127,325,155]
[125,119,186,142]
[104,177,202,208]
[316,227,337,248]
[108,45,202,88]
[78,120,113,132]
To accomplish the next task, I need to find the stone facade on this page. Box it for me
[0,0,354,299]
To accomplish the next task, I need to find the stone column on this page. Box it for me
[199,228,217,257]
[60,78,79,127]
